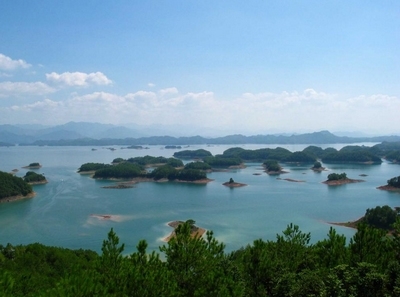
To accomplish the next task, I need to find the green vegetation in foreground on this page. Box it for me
[3,209,400,296]
[23,171,46,183]
[0,171,33,199]
[327,172,348,181]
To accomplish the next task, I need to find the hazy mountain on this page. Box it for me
[1,122,400,145]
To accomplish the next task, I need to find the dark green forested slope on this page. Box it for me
[0,171,33,199]
[2,208,400,296]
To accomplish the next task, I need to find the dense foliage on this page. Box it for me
[203,156,242,167]
[3,216,400,296]
[23,171,46,183]
[148,165,207,181]
[173,149,212,159]
[0,171,33,199]
[386,151,400,163]
[312,161,322,169]
[93,163,144,179]
[184,161,212,171]
[263,160,281,172]
[327,172,347,181]
[387,176,400,188]
[363,205,398,230]
[282,151,316,163]
[78,163,108,172]
[222,147,292,162]
[28,162,40,167]
[322,150,382,164]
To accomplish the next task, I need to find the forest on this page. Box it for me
[0,171,32,199]
[1,205,400,296]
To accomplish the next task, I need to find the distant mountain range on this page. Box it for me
[0,122,399,146]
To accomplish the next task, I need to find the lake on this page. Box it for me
[0,143,399,254]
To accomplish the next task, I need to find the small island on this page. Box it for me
[310,161,326,172]
[23,171,48,185]
[263,160,287,175]
[102,182,135,189]
[322,172,364,186]
[377,176,400,192]
[22,162,42,169]
[163,219,206,242]
[222,178,247,188]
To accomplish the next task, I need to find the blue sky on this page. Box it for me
[0,1,399,135]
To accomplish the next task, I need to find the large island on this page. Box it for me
[0,171,34,203]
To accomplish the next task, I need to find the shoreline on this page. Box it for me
[322,178,364,186]
[28,180,48,185]
[377,185,400,192]
[0,192,36,203]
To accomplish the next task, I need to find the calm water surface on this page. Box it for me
[1,143,399,254]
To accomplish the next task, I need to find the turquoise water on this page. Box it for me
[0,143,399,254]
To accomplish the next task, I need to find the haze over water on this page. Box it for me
[1,143,399,254]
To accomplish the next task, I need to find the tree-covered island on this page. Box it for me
[263,160,287,175]
[23,171,47,185]
[79,157,211,183]
[323,172,364,185]
[0,171,34,202]
[22,162,42,169]
[222,177,247,188]
[377,176,400,192]
[311,161,326,172]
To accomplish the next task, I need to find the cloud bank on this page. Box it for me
[46,72,112,87]
[0,54,31,71]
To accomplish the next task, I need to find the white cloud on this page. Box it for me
[0,54,31,71]
[0,81,56,97]
[1,87,399,134]
[46,71,112,87]
[148,83,155,87]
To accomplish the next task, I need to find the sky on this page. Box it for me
[0,1,399,136]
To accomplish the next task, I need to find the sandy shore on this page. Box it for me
[162,221,206,242]
[0,192,36,203]
[377,185,400,192]
[322,178,364,186]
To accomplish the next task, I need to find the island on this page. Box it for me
[163,219,206,242]
[102,182,135,189]
[222,178,247,188]
[310,161,326,172]
[0,171,34,203]
[23,171,48,185]
[322,172,364,186]
[263,160,287,175]
[173,149,212,160]
[330,205,398,231]
[78,157,212,184]
[22,162,42,169]
[377,176,400,192]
